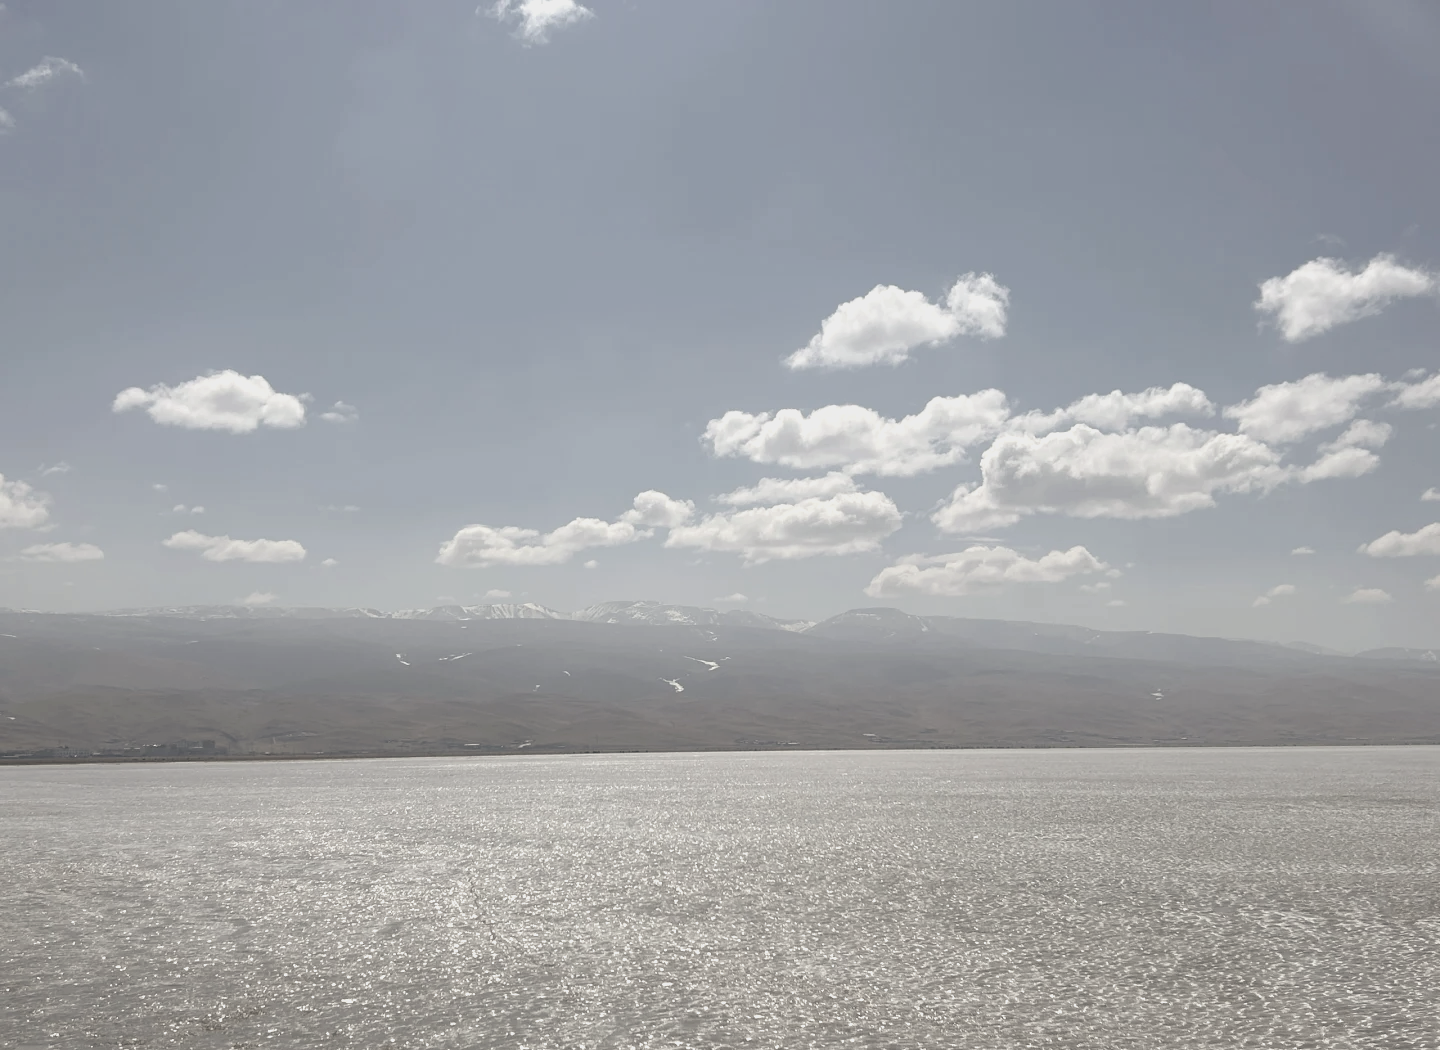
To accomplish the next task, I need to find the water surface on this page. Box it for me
[2,748,1437,1048]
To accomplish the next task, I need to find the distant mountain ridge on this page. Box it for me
[67,601,1438,660]
[4,601,1439,756]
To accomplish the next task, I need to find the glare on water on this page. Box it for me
[1,747,1436,1049]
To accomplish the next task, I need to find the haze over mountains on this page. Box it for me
[1,601,1437,759]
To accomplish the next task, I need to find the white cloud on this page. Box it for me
[784,273,1008,371]
[1291,546,1316,555]
[1222,373,1388,444]
[1425,489,1440,502]
[1359,523,1440,558]
[170,504,207,515]
[114,371,307,433]
[1011,383,1215,435]
[666,491,902,564]
[1390,373,1440,410]
[1256,254,1436,342]
[713,593,748,604]
[583,559,598,569]
[1426,574,1440,592]
[0,475,51,529]
[18,542,103,563]
[1106,599,1127,608]
[240,591,277,607]
[487,0,593,44]
[438,518,642,568]
[163,530,307,563]
[38,461,71,477]
[1252,583,1296,607]
[866,545,1107,597]
[933,423,1288,532]
[320,401,358,424]
[1080,581,1111,593]
[716,472,857,506]
[436,492,687,568]
[5,56,85,91]
[0,107,13,133]
[152,483,168,493]
[321,557,338,568]
[323,504,360,513]
[704,390,1010,477]
[1343,587,1392,605]
[484,588,512,599]
[1319,418,1392,453]
[619,490,695,528]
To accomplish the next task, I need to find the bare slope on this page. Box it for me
[1,607,1437,755]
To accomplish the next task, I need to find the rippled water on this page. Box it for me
[1,748,1437,1049]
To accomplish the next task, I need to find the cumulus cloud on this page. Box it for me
[114,371,307,433]
[1390,372,1440,410]
[665,491,902,564]
[5,56,85,91]
[0,475,51,529]
[1011,383,1215,435]
[321,557,339,568]
[484,588,512,599]
[716,472,857,506]
[1343,587,1392,605]
[438,518,641,568]
[1252,583,1296,607]
[240,591,277,606]
[713,593,748,604]
[18,542,103,563]
[1291,546,1316,555]
[866,545,1107,597]
[436,490,691,568]
[319,401,358,424]
[619,490,695,528]
[1295,418,1392,482]
[163,530,307,563]
[704,390,1010,477]
[1424,489,1440,502]
[487,0,592,44]
[1256,254,1436,342]
[0,107,13,133]
[933,423,1288,532]
[583,559,598,569]
[1359,523,1440,558]
[1426,574,1440,592]
[1222,373,1388,444]
[784,273,1008,371]
[171,504,206,515]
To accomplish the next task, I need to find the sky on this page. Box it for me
[4,0,1440,651]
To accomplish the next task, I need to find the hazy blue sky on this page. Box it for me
[4,0,1440,650]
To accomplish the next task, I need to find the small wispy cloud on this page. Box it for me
[484,588,512,599]
[320,401,359,424]
[1343,587,1392,605]
[1291,546,1315,555]
[18,541,103,563]
[240,591,277,607]
[486,0,593,45]
[5,56,86,91]
[1252,583,1296,608]
[713,593,749,604]
[38,461,71,477]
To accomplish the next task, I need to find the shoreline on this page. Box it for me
[5,738,1438,766]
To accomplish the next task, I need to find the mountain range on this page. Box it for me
[1,601,1437,759]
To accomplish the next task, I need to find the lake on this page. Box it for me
[2,747,1436,1048]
